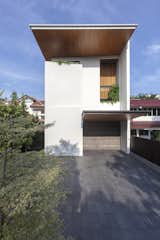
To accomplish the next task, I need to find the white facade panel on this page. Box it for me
[120,120,131,154]
[45,62,83,106]
[118,41,130,111]
[45,106,83,156]
[81,57,120,111]
[45,61,83,156]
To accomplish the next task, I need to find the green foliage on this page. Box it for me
[28,131,44,151]
[10,91,18,102]
[108,85,119,104]
[151,130,160,142]
[0,151,67,240]
[131,93,157,99]
[0,91,67,239]
[0,91,44,184]
[54,60,80,65]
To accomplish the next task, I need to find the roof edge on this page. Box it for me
[29,24,138,30]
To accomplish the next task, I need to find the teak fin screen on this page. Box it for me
[100,61,116,100]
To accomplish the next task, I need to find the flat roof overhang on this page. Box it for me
[29,24,137,60]
[83,111,146,122]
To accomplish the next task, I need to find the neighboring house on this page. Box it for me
[18,95,44,121]
[30,24,144,156]
[131,99,160,139]
[155,94,160,99]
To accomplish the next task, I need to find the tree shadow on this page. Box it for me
[105,151,160,213]
[46,138,80,156]
[61,151,160,240]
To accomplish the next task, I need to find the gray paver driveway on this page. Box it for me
[61,150,160,240]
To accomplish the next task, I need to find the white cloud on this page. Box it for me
[145,43,160,55]
[0,66,40,83]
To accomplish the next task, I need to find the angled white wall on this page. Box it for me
[120,120,130,154]
[52,57,120,111]
[45,61,83,156]
[118,41,131,153]
[81,57,120,111]
[118,41,130,111]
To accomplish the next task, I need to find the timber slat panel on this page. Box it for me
[100,62,116,99]
[100,87,110,99]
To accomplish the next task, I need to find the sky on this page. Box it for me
[0,0,160,99]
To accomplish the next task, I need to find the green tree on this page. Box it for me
[0,92,60,239]
[0,91,44,185]
[151,130,160,141]
[133,93,157,99]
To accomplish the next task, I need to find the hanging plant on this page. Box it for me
[54,60,80,65]
[108,85,119,104]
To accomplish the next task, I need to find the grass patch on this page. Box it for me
[0,151,68,240]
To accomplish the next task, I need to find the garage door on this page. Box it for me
[83,121,120,150]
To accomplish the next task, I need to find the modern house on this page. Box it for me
[30,24,143,156]
[131,99,160,139]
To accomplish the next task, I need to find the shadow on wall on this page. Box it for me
[46,138,80,156]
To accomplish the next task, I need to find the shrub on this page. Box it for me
[108,85,119,104]
[0,151,67,240]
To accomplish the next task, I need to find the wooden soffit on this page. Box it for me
[30,24,137,60]
[83,111,146,122]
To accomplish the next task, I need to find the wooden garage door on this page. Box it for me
[83,121,120,150]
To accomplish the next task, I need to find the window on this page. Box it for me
[131,129,136,135]
[139,130,148,136]
[100,60,117,100]
[147,108,152,116]
[153,108,157,116]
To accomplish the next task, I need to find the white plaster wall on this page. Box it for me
[120,120,130,154]
[45,61,83,156]
[118,41,130,111]
[52,57,120,111]
[45,107,83,155]
[118,42,131,153]
[81,58,120,111]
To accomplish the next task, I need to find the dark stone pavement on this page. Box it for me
[61,150,160,240]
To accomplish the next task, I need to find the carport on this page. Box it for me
[82,111,146,153]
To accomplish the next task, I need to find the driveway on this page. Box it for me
[62,150,160,240]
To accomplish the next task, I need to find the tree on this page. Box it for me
[0,91,44,185]
[0,91,58,239]
[151,130,160,141]
[132,93,157,99]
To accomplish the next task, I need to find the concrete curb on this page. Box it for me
[130,152,160,175]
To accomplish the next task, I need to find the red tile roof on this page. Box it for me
[31,101,44,108]
[131,121,160,129]
[18,95,44,108]
[131,99,160,108]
